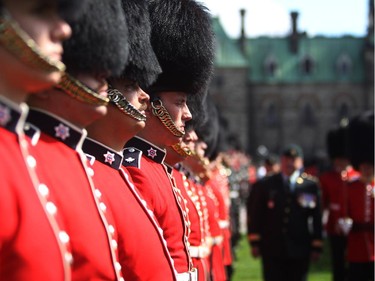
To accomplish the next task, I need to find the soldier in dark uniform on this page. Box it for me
[25,1,130,279]
[247,144,323,281]
[122,0,215,280]
[0,1,85,279]
[346,111,374,281]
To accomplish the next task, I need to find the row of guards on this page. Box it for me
[0,0,245,280]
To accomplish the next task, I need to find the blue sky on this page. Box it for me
[199,0,370,38]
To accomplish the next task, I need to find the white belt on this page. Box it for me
[189,245,210,258]
[176,269,198,281]
[211,235,224,245]
[219,220,230,229]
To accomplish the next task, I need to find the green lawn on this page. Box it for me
[231,235,332,281]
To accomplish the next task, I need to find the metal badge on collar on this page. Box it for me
[103,151,115,165]
[0,105,11,126]
[54,123,70,140]
[147,147,157,159]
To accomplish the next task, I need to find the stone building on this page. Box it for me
[209,1,374,165]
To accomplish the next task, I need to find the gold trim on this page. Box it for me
[151,99,184,137]
[56,74,109,106]
[107,87,146,121]
[0,13,65,73]
[171,142,192,157]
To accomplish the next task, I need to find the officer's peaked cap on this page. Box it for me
[147,0,215,96]
[62,0,128,77]
[282,144,304,158]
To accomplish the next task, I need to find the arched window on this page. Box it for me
[336,54,352,76]
[300,103,316,127]
[265,103,279,127]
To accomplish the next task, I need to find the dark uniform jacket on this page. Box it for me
[247,171,323,258]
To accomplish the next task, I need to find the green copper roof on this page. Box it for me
[243,36,366,83]
[212,17,367,83]
[212,17,248,68]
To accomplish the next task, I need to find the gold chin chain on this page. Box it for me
[0,12,65,73]
[107,87,147,122]
[151,99,185,137]
[56,73,109,106]
[171,142,192,158]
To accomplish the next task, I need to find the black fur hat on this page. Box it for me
[118,0,161,89]
[196,95,220,159]
[57,0,89,21]
[348,111,374,169]
[62,0,129,77]
[185,90,209,132]
[326,125,349,159]
[147,0,215,96]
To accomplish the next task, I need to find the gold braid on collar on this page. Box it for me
[56,73,109,106]
[107,87,147,121]
[171,142,192,158]
[0,12,65,73]
[151,98,184,137]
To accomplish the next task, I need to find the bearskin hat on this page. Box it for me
[185,90,209,132]
[326,125,349,159]
[147,0,215,96]
[117,0,161,89]
[62,0,128,77]
[348,111,374,169]
[57,0,89,21]
[196,95,220,159]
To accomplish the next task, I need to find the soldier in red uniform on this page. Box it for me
[346,111,374,281]
[183,98,228,281]
[319,124,359,281]
[25,1,130,280]
[163,93,213,281]
[0,1,84,280]
[82,1,177,279]
[122,0,215,280]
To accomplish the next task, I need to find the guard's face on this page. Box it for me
[6,0,71,60]
[159,92,192,129]
[0,0,72,95]
[74,72,109,120]
[114,79,149,128]
[182,129,198,150]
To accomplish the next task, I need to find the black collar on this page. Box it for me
[0,96,26,134]
[125,136,166,164]
[83,138,123,170]
[26,109,86,150]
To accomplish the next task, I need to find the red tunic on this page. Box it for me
[202,180,226,281]
[26,109,123,280]
[172,167,210,281]
[209,168,233,266]
[0,99,68,281]
[124,136,192,274]
[319,170,349,235]
[347,179,375,263]
[82,138,176,280]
